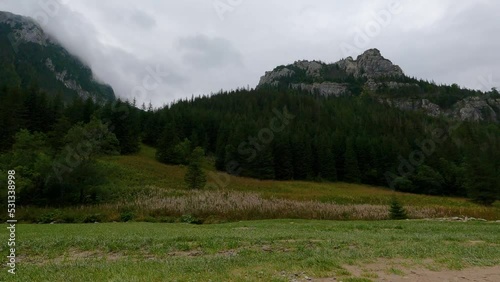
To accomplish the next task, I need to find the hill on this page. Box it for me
[258,49,500,123]
[0,11,115,102]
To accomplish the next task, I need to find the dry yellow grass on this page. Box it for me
[102,187,499,221]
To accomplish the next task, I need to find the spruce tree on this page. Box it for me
[253,147,275,180]
[344,139,361,183]
[273,137,294,180]
[389,197,408,220]
[156,122,181,164]
[184,147,206,190]
[465,154,498,206]
[319,148,337,182]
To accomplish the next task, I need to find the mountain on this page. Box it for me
[0,11,115,101]
[258,49,500,123]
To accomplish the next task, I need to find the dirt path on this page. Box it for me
[316,263,500,282]
[373,266,500,282]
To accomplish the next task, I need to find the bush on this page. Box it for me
[83,213,102,223]
[180,214,203,225]
[120,210,135,222]
[38,211,62,224]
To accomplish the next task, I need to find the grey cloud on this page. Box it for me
[130,10,156,29]
[0,0,499,106]
[177,34,243,69]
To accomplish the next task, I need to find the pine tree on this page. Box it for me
[184,147,206,190]
[319,148,337,182]
[291,136,313,180]
[389,197,408,220]
[253,147,275,180]
[156,122,181,164]
[464,154,498,206]
[344,139,361,183]
[273,137,293,180]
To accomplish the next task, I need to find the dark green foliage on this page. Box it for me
[344,139,361,183]
[173,139,193,165]
[465,153,499,206]
[252,147,275,180]
[0,118,119,206]
[184,147,206,190]
[120,210,135,222]
[102,100,141,154]
[180,214,203,224]
[389,197,408,220]
[273,136,294,180]
[291,137,313,180]
[319,148,337,182]
[392,177,415,193]
[156,123,181,164]
[410,165,445,195]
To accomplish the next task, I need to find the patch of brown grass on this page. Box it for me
[99,187,497,221]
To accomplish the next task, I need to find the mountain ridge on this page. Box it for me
[258,48,500,123]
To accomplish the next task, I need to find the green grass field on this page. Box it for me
[1,220,499,281]
[3,145,500,281]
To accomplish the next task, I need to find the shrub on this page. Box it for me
[83,213,102,223]
[180,214,203,225]
[119,210,135,222]
[38,211,61,224]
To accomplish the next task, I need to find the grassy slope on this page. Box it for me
[2,220,499,281]
[102,144,499,210]
[14,144,499,223]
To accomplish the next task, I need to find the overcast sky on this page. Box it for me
[1,0,499,106]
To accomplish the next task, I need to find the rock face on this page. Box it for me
[0,11,49,45]
[337,48,404,79]
[365,79,417,92]
[379,97,500,122]
[0,11,115,101]
[258,60,325,87]
[258,67,295,87]
[45,58,93,100]
[380,98,442,118]
[291,82,349,97]
[451,97,500,122]
[294,60,323,78]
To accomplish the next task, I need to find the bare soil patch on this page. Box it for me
[316,260,500,282]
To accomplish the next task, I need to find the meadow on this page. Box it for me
[1,220,499,281]
[10,144,500,224]
[2,146,500,281]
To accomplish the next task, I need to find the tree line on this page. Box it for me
[0,83,499,206]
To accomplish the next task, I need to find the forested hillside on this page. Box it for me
[1,83,499,206]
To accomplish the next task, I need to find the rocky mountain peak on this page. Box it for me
[338,48,404,79]
[258,49,404,89]
[0,11,49,46]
